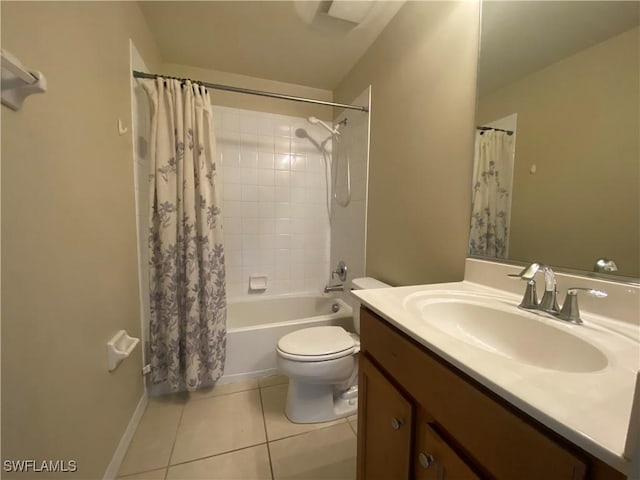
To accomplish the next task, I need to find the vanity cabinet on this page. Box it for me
[356,307,625,480]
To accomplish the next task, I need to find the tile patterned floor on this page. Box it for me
[118,376,357,480]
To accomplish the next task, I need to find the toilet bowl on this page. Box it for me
[276,277,390,423]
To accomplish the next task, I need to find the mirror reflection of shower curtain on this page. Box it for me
[332,133,351,207]
[469,130,514,258]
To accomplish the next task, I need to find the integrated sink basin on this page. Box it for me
[404,293,609,373]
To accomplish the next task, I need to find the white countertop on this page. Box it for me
[353,280,640,474]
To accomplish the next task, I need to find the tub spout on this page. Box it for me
[324,283,344,293]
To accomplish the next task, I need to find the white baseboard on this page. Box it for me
[103,393,148,480]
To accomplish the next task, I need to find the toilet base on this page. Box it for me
[284,380,358,424]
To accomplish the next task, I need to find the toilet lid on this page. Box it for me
[277,326,355,360]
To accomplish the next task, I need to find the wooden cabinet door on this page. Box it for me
[414,410,482,480]
[357,353,414,480]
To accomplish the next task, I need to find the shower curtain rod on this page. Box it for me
[133,71,369,113]
[477,126,514,136]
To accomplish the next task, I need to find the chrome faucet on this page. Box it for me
[509,263,606,324]
[324,261,347,293]
[324,284,344,293]
[538,265,559,314]
[593,258,618,273]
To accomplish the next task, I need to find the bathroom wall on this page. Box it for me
[161,63,334,121]
[1,2,160,478]
[331,87,371,296]
[131,43,153,379]
[334,1,480,286]
[213,106,332,299]
[477,27,640,277]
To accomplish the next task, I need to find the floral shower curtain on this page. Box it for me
[469,129,514,259]
[142,77,226,391]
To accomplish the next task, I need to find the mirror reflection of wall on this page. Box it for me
[471,1,640,279]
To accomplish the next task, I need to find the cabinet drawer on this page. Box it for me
[360,308,587,480]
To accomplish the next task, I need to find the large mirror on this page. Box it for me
[470,1,640,281]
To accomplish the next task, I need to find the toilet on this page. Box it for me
[276,277,390,423]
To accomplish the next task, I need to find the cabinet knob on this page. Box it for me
[391,417,403,430]
[418,453,435,469]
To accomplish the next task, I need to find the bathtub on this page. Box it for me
[219,295,354,384]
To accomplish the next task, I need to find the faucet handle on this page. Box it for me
[508,262,541,281]
[508,264,541,310]
[558,288,607,324]
[332,260,348,282]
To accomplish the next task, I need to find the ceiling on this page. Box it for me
[139,1,405,90]
[479,1,640,95]
[139,1,639,95]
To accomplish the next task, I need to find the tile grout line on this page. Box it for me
[118,466,166,479]
[347,417,357,436]
[166,441,270,469]
[267,418,351,445]
[117,397,186,479]
[258,385,276,480]
[186,388,256,402]
[163,400,187,480]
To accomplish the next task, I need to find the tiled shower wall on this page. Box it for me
[212,106,332,299]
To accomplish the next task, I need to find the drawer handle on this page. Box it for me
[391,417,403,430]
[418,452,435,469]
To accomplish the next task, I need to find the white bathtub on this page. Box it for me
[219,295,354,383]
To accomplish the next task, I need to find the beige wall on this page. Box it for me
[477,27,640,278]
[335,2,480,286]
[161,63,334,121]
[1,2,160,478]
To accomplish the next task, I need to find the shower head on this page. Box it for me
[295,127,325,152]
[307,116,339,136]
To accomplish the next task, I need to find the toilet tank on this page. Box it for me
[351,277,390,334]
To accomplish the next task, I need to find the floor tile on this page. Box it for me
[118,396,185,476]
[269,423,356,480]
[347,415,358,434]
[118,468,166,479]
[261,384,344,441]
[166,444,271,480]
[259,374,288,388]
[171,389,266,465]
[188,378,259,401]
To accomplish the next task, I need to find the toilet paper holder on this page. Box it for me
[107,330,140,371]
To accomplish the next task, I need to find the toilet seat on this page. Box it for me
[277,326,356,362]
